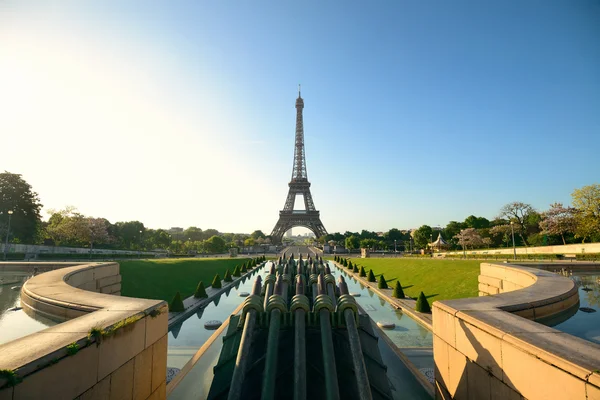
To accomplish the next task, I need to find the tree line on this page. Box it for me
[319,184,600,251]
[2,171,599,253]
[0,172,269,254]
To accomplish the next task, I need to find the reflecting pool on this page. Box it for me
[547,271,600,345]
[0,271,56,345]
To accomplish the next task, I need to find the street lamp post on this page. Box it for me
[510,221,516,260]
[3,210,13,261]
[139,230,143,258]
[394,239,397,253]
[430,233,433,256]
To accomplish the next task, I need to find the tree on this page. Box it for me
[378,274,388,289]
[223,269,233,282]
[359,238,378,249]
[183,227,204,242]
[345,235,360,250]
[393,281,405,299]
[572,184,600,242]
[464,215,490,230]
[113,221,145,249]
[194,281,207,298]
[412,225,433,249]
[454,228,487,250]
[498,202,535,246]
[539,203,577,245]
[0,172,43,243]
[205,235,226,253]
[244,238,255,247]
[415,292,431,313]
[489,224,513,248]
[211,274,222,288]
[367,269,376,282]
[359,266,366,277]
[250,230,266,240]
[169,292,185,312]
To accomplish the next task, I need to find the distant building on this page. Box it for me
[168,227,183,234]
[285,229,293,238]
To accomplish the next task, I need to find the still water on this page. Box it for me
[549,272,600,345]
[0,271,56,345]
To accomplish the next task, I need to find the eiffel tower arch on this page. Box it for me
[270,88,327,244]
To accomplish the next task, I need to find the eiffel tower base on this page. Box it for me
[270,211,327,244]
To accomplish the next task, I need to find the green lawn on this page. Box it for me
[338,257,481,302]
[120,258,252,303]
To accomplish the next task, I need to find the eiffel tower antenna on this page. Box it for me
[270,89,327,244]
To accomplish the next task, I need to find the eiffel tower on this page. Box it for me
[270,87,327,244]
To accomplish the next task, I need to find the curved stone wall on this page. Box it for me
[0,262,167,400]
[434,262,600,400]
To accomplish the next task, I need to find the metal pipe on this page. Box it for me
[261,277,285,400]
[263,264,277,310]
[317,274,340,400]
[228,276,263,400]
[324,266,337,307]
[293,277,307,400]
[338,276,372,400]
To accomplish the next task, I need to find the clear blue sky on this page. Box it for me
[1,1,599,234]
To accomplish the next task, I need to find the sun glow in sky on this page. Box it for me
[1,1,599,234]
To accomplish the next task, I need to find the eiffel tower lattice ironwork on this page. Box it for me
[270,88,327,244]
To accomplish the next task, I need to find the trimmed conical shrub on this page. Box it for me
[359,266,366,277]
[224,269,233,282]
[212,274,222,288]
[343,258,348,267]
[348,261,353,269]
[194,281,208,298]
[393,281,405,299]
[169,292,185,312]
[241,263,247,273]
[232,266,241,277]
[378,274,388,289]
[353,265,359,273]
[415,291,431,313]
[368,269,376,282]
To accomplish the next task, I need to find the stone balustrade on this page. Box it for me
[434,262,600,400]
[0,262,167,400]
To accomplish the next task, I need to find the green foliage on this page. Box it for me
[223,269,233,282]
[415,291,431,313]
[345,235,360,250]
[88,327,105,346]
[572,184,600,242]
[0,172,43,244]
[378,274,388,289]
[66,342,79,356]
[212,273,222,288]
[169,291,185,312]
[342,258,348,267]
[393,281,405,299]
[353,265,359,273]
[348,260,353,269]
[359,266,366,277]
[194,281,207,298]
[413,225,433,250]
[368,269,376,282]
[0,369,22,387]
[232,265,240,277]
[204,235,227,253]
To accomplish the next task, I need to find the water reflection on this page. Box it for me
[545,271,600,345]
[0,271,56,344]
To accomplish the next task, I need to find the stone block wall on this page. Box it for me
[0,262,168,400]
[434,262,600,400]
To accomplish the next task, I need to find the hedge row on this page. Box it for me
[37,253,155,260]
[445,253,563,260]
